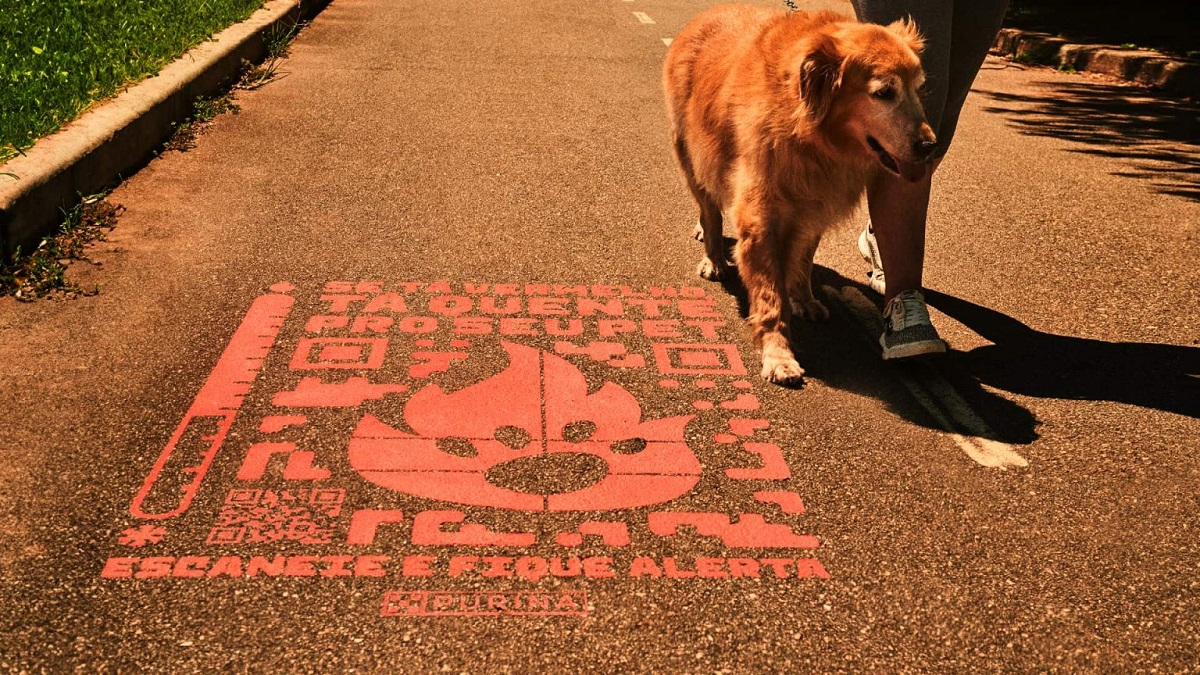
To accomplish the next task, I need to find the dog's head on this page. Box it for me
[796,17,936,182]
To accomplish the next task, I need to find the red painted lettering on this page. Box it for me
[320,555,356,577]
[306,315,349,333]
[499,318,538,335]
[481,557,515,578]
[696,558,729,579]
[795,558,831,579]
[628,557,663,578]
[684,320,725,339]
[598,319,636,337]
[429,295,473,316]
[351,315,393,333]
[363,293,408,314]
[285,556,320,577]
[578,298,623,316]
[583,557,616,579]
[662,557,696,578]
[759,558,792,579]
[402,555,436,577]
[449,556,479,577]
[354,555,388,577]
[727,558,761,578]
[529,297,569,315]
[246,556,286,577]
[626,298,671,316]
[101,558,137,579]
[321,294,366,313]
[134,557,173,579]
[642,320,682,338]
[454,317,494,334]
[397,316,437,333]
[207,556,243,578]
[545,318,583,336]
[549,557,582,577]
[515,556,549,582]
[679,299,720,318]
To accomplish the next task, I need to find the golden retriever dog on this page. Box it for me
[663,6,935,385]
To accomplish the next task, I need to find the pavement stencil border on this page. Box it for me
[103,281,830,615]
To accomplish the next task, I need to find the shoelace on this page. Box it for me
[892,291,931,329]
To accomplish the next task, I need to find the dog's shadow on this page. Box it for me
[712,239,1199,443]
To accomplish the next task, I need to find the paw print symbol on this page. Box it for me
[118,524,167,548]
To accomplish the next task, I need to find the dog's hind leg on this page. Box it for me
[672,136,730,280]
[787,228,829,322]
[694,196,728,280]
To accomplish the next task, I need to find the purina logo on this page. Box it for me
[381,590,589,617]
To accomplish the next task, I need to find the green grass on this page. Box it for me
[0,0,266,163]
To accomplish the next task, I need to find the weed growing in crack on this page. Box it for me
[0,195,123,301]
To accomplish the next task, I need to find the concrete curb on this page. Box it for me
[991,27,1199,98]
[0,0,332,258]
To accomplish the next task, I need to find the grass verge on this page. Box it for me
[0,17,308,301]
[0,0,266,163]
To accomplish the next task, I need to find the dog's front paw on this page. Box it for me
[696,256,728,281]
[692,221,705,242]
[761,353,805,387]
[790,297,830,322]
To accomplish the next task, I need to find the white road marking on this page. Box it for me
[632,11,655,24]
[824,285,1030,470]
[662,38,673,46]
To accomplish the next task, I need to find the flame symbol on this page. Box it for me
[349,342,701,511]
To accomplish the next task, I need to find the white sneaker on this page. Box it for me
[880,289,946,359]
[857,224,886,295]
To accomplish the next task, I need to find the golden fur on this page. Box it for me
[664,5,936,385]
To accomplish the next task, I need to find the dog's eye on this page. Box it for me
[872,85,896,101]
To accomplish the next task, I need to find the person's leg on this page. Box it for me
[935,0,1010,155]
[850,0,952,304]
[852,0,1008,358]
[870,0,1007,302]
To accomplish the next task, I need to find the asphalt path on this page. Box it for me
[1,0,1198,670]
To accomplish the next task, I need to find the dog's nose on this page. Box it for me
[913,139,938,159]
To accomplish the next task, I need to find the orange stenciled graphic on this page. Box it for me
[554,341,646,368]
[556,522,632,547]
[290,337,387,370]
[754,491,807,514]
[347,509,406,545]
[272,376,407,407]
[237,442,331,481]
[647,512,818,549]
[411,511,536,547]
[409,351,469,378]
[348,342,700,511]
[725,442,791,480]
[131,284,294,520]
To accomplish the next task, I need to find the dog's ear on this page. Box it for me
[887,16,925,55]
[798,36,843,122]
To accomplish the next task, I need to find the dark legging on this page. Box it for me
[851,0,1009,157]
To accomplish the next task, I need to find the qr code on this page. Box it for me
[207,488,345,545]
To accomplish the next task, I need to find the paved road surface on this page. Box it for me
[1,0,1197,670]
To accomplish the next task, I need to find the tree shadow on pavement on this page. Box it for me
[975,81,1199,202]
[924,289,1200,419]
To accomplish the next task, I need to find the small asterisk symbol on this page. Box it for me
[118,524,166,548]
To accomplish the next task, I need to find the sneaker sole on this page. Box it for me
[880,336,947,360]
